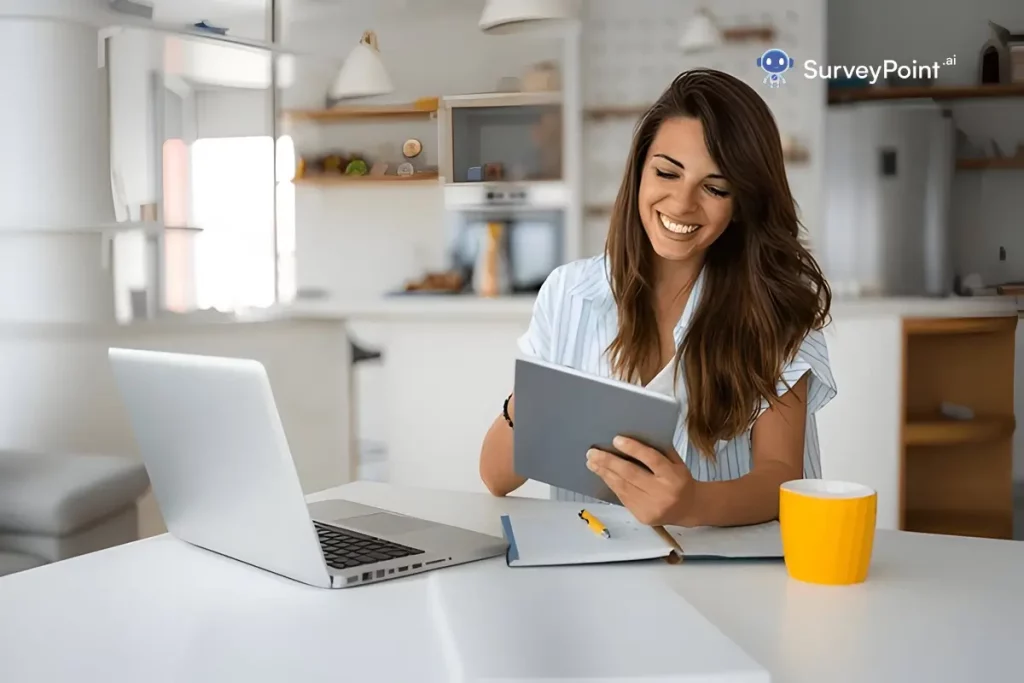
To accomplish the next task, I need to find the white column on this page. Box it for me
[0,4,117,324]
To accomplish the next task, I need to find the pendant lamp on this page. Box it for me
[329,30,394,101]
[479,0,577,34]
[678,8,722,53]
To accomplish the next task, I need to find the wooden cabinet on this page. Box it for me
[901,316,1017,539]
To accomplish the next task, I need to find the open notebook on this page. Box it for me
[500,502,783,567]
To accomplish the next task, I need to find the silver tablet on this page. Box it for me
[513,357,681,504]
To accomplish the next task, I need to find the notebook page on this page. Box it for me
[503,502,672,566]
[667,521,783,559]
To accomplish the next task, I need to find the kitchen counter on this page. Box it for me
[829,295,1019,318]
[232,294,539,323]
[2,293,1013,335]
[227,293,1019,325]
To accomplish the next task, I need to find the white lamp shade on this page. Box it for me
[479,0,577,34]
[679,9,722,53]
[329,31,394,101]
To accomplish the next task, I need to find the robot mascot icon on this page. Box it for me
[757,48,795,88]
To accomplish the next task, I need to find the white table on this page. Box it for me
[1,481,1022,682]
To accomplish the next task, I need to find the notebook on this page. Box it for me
[499,502,783,567]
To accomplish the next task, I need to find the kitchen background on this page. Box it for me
[1,0,1023,541]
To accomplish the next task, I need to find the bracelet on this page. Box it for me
[502,393,514,429]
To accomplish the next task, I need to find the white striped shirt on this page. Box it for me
[517,255,837,503]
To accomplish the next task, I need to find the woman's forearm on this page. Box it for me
[678,462,795,527]
[478,395,526,497]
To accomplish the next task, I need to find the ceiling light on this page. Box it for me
[479,0,577,34]
[678,8,722,53]
[329,30,393,101]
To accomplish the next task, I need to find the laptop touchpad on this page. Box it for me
[345,512,434,536]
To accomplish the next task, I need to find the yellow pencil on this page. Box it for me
[578,509,610,538]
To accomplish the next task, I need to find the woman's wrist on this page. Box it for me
[669,480,706,527]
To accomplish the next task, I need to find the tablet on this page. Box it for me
[512,357,681,505]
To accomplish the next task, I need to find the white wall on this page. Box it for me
[109,28,158,218]
[196,89,271,139]
[828,0,1024,286]
[580,0,827,256]
[827,1,1023,78]
[0,15,118,324]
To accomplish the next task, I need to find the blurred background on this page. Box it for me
[1,0,1023,576]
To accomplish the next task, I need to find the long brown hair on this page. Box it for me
[605,68,831,458]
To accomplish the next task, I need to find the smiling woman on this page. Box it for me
[479,68,837,530]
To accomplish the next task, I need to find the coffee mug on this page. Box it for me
[779,479,877,585]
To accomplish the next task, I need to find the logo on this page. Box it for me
[757,48,795,88]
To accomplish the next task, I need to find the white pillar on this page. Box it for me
[0,3,117,324]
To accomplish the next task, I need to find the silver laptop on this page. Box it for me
[108,347,507,589]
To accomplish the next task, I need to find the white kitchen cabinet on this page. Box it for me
[373,316,550,499]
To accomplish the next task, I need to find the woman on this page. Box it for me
[478,69,836,528]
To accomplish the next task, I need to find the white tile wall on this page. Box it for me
[578,0,827,256]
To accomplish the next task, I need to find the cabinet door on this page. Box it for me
[815,314,903,529]
[379,318,551,499]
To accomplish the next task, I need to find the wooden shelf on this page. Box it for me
[903,415,1015,446]
[584,205,613,218]
[443,91,562,109]
[294,171,440,185]
[828,83,1024,104]
[284,98,439,122]
[584,106,648,120]
[904,316,1017,336]
[0,221,202,235]
[904,510,1012,539]
[101,16,311,57]
[956,157,1024,170]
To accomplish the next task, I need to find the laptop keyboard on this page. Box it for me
[314,521,425,570]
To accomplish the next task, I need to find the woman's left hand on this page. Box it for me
[586,436,696,526]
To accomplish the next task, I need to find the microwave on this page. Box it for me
[437,91,563,185]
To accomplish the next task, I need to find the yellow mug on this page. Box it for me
[779,479,877,585]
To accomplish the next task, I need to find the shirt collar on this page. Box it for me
[569,256,706,341]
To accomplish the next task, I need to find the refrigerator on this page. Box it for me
[821,101,956,297]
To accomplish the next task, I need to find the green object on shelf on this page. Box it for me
[345,159,369,176]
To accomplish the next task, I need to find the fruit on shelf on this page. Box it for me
[344,159,369,176]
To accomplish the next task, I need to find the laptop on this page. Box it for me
[108,347,508,589]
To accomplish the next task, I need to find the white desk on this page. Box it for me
[1,481,1022,682]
